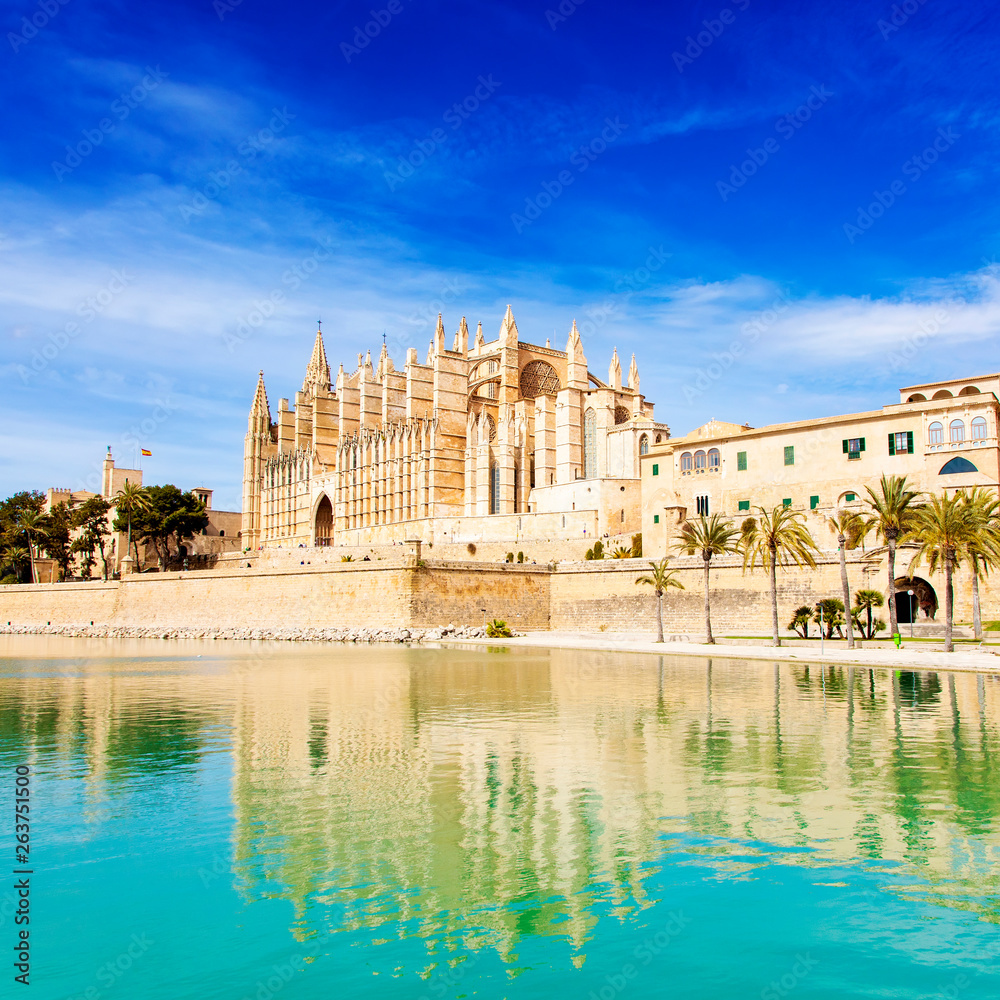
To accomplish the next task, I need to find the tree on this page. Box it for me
[813,597,846,639]
[635,557,685,642]
[631,533,642,558]
[17,510,49,585]
[124,485,208,569]
[788,605,812,638]
[40,502,74,580]
[863,474,923,640]
[73,497,113,580]
[740,505,819,647]
[908,492,974,652]
[112,480,152,569]
[827,509,866,648]
[957,487,1000,640]
[1,545,30,584]
[677,513,739,644]
[853,589,885,640]
[585,539,604,561]
[0,492,44,581]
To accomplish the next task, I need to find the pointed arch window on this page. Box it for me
[490,461,500,514]
[639,434,649,456]
[584,408,597,479]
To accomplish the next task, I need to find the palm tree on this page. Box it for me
[1,545,30,582]
[827,509,866,648]
[957,487,1000,640]
[17,510,48,584]
[863,474,923,640]
[741,504,820,647]
[908,492,973,652]
[635,557,685,642]
[114,480,151,570]
[853,588,885,639]
[677,513,739,644]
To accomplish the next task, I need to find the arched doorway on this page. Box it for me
[314,495,333,546]
[894,576,937,622]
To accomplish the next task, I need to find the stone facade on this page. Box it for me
[242,308,669,549]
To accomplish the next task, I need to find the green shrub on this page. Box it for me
[631,533,642,558]
[517,551,525,563]
[486,618,513,638]
[340,555,353,562]
[505,552,514,563]
[585,540,604,561]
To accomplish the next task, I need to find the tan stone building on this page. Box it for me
[41,450,241,577]
[640,373,1000,623]
[242,308,669,549]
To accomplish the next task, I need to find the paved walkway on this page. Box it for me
[444,631,1000,673]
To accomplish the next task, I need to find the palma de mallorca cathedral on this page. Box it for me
[241,307,669,549]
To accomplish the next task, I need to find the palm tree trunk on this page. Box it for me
[769,554,780,647]
[27,539,36,585]
[656,590,664,643]
[944,552,954,653]
[887,536,899,638]
[703,554,714,644]
[972,562,982,640]
[839,533,854,649]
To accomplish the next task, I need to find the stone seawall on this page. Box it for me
[0,553,991,637]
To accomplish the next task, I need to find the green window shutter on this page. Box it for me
[810,495,819,510]
[784,446,794,466]
[907,430,913,454]
[738,500,750,511]
[845,493,856,502]
[737,451,747,471]
[888,433,895,456]
[653,514,660,524]
[842,439,849,454]
[652,463,659,476]
[782,498,792,507]
[860,438,865,452]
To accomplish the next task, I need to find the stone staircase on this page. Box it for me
[905,621,974,640]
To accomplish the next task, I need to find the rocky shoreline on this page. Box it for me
[0,623,494,643]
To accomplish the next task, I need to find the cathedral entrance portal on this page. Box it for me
[314,495,333,546]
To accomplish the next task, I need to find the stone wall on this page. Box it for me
[0,550,994,636]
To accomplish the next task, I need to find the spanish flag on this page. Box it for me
[141,448,152,456]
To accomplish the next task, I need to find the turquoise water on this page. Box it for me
[2,637,999,999]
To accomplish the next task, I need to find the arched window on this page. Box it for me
[680,452,692,472]
[959,386,980,396]
[584,408,597,478]
[490,461,500,514]
[907,393,927,403]
[639,434,649,456]
[932,390,953,400]
[694,450,706,470]
[655,434,662,443]
[519,361,561,399]
[950,419,965,443]
[971,416,988,440]
[707,448,720,470]
[486,414,497,442]
[928,421,943,445]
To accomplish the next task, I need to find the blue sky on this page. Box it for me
[2,0,998,510]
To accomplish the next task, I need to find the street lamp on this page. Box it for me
[907,590,914,639]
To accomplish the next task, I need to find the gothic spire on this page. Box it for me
[303,327,330,390]
[609,347,622,389]
[499,304,519,345]
[475,321,485,349]
[628,352,639,392]
[249,370,271,429]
